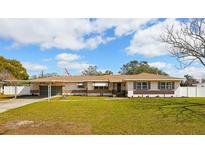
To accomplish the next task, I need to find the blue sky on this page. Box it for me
[0,18,204,78]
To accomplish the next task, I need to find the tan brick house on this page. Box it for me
[29,73,182,97]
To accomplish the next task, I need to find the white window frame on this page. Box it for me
[167,82,172,90]
[135,82,148,90]
[159,82,173,90]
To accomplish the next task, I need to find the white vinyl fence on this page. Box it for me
[0,86,3,94]
[178,87,205,97]
[3,86,31,95]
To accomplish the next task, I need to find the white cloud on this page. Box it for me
[125,19,180,57]
[149,62,173,70]
[85,36,115,49]
[93,18,154,36]
[0,19,94,50]
[22,62,47,72]
[56,53,80,61]
[55,52,91,71]
[57,61,90,69]
[149,61,205,78]
[176,67,205,79]
[0,19,153,51]
[42,58,53,62]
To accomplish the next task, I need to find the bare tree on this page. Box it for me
[161,18,205,68]
[0,70,16,81]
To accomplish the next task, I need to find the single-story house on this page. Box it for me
[18,72,182,98]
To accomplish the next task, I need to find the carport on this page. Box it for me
[4,80,65,101]
[39,85,62,96]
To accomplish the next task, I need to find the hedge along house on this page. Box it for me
[19,72,182,98]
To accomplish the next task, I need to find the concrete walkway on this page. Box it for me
[0,96,47,113]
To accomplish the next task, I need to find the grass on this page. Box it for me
[0,96,205,134]
[0,95,14,101]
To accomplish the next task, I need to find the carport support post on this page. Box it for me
[48,82,51,102]
[14,83,17,99]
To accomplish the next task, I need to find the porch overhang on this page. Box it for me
[3,80,57,101]
[4,79,110,83]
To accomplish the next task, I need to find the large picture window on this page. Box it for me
[93,82,109,90]
[158,82,174,90]
[134,82,150,90]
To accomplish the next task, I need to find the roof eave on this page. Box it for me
[4,79,110,83]
[124,78,183,81]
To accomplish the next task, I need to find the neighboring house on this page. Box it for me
[27,73,182,97]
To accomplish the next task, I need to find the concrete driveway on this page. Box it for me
[0,96,47,113]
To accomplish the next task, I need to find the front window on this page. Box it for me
[136,82,141,89]
[159,82,174,90]
[167,82,172,89]
[160,82,166,89]
[142,82,148,89]
[93,82,108,90]
[134,82,149,90]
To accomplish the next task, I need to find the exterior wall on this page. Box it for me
[63,83,86,96]
[127,81,181,97]
[108,82,113,90]
[63,83,86,90]
[87,82,112,96]
[62,82,113,96]
[87,82,94,90]
[150,81,158,90]
[30,83,40,95]
[30,83,40,90]
[172,81,181,97]
[126,81,133,97]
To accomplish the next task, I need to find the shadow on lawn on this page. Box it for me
[174,103,205,123]
[136,101,205,123]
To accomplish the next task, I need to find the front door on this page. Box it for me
[117,83,121,93]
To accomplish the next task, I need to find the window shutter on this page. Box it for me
[158,82,160,89]
[172,82,175,89]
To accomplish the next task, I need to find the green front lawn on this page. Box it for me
[1,96,205,134]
